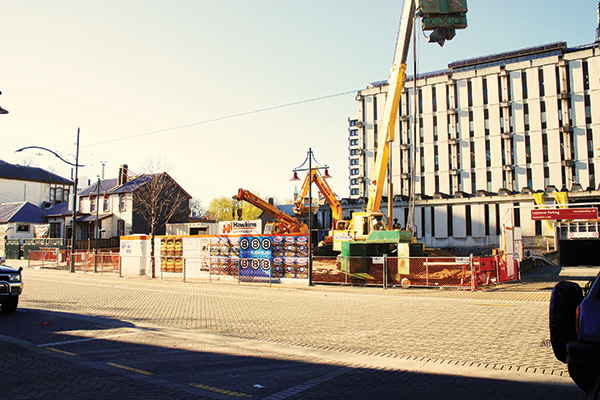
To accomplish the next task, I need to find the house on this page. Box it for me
[0,160,73,208]
[76,165,191,244]
[0,202,50,258]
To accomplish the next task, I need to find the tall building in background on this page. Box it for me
[345,41,600,261]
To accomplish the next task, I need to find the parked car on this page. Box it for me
[0,264,23,314]
[550,273,600,398]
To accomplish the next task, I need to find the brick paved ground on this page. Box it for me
[0,260,593,399]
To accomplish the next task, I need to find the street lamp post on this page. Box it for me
[291,148,329,286]
[94,176,100,273]
[15,128,83,273]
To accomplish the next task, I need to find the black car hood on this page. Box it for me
[0,265,21,274]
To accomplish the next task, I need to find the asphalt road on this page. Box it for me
[1,262,594,399]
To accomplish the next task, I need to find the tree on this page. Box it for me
[133,157,190,278]
[189,197,205,218]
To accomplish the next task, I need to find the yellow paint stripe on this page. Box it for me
[190,383,253,397]
[47,347,77,356]
[472,303,513,307]
[106,362,153,376]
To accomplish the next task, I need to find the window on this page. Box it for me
[469,111,474,138]
[482,77,488,105]
[542,134,549,162]
[349,129,358,136]
[351,168,359,176]
[539,68,545,97]
[17,224,29,232]
[351,188,359,196]
[434,146,439,171]
[484,108,490,136]
[487,171,492,192]
[484,205,490,236]
[350,159,359,166]
[433,116,438,141]
[585,95,592,125]
[349,139,358,146]
[583,60,590,91]
[470,142,476,168]
[485,139,491,167]
[447,205,453,236]
[349,119,357,127]
[90,199,96,213]
[467,80,473,107]
[103,197,110,212]
[351,179,358,185]
[50,222,61,238]
[119,194,126,211]
[466,205,472,236]
[540,101,547,129]
[522,71,528,99]
[524,103,530,131]
[117,219,125,237]
[432,86,437,112]
[418,89,423,114]
[471,171,477,193]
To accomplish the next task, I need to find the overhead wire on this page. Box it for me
[83,89,361,148]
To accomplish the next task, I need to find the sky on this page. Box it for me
[1,1,598,210]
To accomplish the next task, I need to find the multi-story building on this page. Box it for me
[345,41,600,262]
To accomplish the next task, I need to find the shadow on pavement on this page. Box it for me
[0,308,587,400]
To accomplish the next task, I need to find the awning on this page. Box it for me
[77,213,113,222]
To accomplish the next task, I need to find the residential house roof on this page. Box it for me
[78,173,191,199]
[0,202,47,224]
[0,160,72,185]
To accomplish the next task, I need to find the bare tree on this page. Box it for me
[133,158,189,278]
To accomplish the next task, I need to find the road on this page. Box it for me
[0,263,593,399]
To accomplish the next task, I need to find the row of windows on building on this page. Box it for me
[80,194,127,213]
[348,58,595,197]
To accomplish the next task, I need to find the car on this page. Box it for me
[550,273,600,398]
[0,264,23,314]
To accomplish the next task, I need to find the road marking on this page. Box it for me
[190,383,252,397]
[472,303,513,307]
[106,362,153,375]
[37,331,141,348]
[46,347,77,356]
[262,367,350,400]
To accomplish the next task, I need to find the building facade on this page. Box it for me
[346,41,600,257]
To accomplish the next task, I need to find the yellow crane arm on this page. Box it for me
[366,0,415,213]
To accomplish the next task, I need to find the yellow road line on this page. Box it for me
[46,347,77,356]
[106,362,153,376]
[190,383,253,397]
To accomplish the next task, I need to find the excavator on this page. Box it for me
[292,168,350,249]
[335,0,468,262]
[233,188,308,235]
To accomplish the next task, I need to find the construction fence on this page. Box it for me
[312,254,518,289]
[28,250,120,274]
[27,250,518,289]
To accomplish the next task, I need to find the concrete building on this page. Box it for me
[344,41,600,262]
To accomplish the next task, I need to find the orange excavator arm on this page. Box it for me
[293,169,343,224]
[234,188,308,234]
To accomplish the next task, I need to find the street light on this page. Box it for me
[0,91,9,114]
[290,148,329,286]
[15,128,83,273]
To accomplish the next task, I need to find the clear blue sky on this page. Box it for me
[1,1,598,208]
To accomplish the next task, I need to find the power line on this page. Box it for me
[85,89,360,148]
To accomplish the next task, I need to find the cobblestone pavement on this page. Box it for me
[0,261,594,399]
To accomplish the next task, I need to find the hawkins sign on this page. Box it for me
[219,220,262,235]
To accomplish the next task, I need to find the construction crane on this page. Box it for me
[233,188,308,235]
[334,0,468,254]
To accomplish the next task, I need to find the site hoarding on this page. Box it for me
[120,233,308,280]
